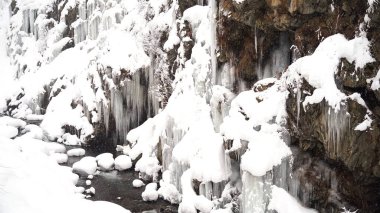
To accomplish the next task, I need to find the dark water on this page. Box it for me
[64,144,178,213]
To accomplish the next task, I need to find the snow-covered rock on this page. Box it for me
[142,183,159,202]
[114,155,132,171]
[73,156,97,176]
[132,179,145,188]
[67,148,86,157]
[96,153,115,171]
[62,133,82,146]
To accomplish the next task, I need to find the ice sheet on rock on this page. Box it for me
[67,148,86,157]
[268,186,317,213]
[73,156,97,176]
[114,155,132,171]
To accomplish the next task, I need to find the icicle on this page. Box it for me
[73,19,88,44]
[209,0,218,85]
[326,105,348,158]
[254,25,258,55]
[296,85,301,127]
[241,172,272,213]
[88,14,101,40]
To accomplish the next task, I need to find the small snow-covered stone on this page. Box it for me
[87,175,93,179]
[142,183,158,201]
[115,155,132,171]
[132,179,145,188]
[67,148,85,157]
[50,153,68,164]
[72,156,97,176]
[86,187,96,195]
[116,145,124,152]
[96,153,114,171]
[62,133,81,145]
[86,180,92,185]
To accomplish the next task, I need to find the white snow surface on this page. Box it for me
[0,137,130,213]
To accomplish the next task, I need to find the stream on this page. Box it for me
[64,142,178,213]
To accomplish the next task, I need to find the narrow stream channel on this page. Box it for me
[64,143,178,213]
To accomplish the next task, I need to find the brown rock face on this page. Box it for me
[217,0,380,212]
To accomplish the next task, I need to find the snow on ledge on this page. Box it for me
[285,34,374,109]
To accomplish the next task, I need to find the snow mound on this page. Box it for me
[142,183,159,202]
[73,156,97,176]
[132,179,145,188]
[67,148,86,157]
[96,153,115,171]
[114,155,132,171]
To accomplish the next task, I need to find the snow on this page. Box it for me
[133,179,145,188]
[0,125,18,138]
[86,180,92,185]
[221,79,291,176]
[50,153,68,164]
[142,183,159,202]
[233,0,246,4]
[0,116,27,128]
[114,155,133,171]
[157,171,182,204]
[285,34,374,109]
[0,136,130,213]
[370,69,380,90]
[268,186,317,213]
[96,153,115,171]
[21,124,44,140]
[354,114,373,131]
[62,133,82,146]
[240,130,292,176]
[67,148,86,157]
[72,156,98,176]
